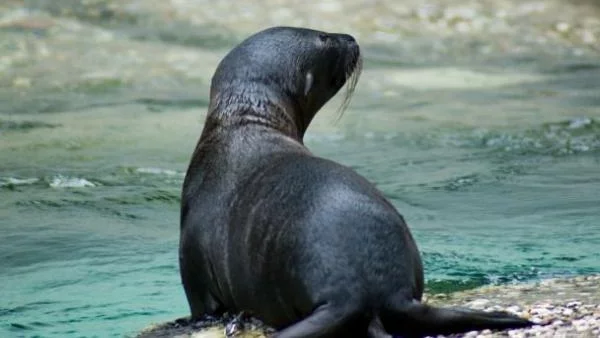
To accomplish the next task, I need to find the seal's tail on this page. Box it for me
[377,300,534,338]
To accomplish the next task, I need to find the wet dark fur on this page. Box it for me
[180,26,534,337]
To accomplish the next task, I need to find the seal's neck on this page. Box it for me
[201,87,309,143]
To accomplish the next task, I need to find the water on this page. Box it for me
[1,0,599,337]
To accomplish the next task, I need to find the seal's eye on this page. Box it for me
[318,33,330,43]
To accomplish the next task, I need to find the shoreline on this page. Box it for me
[136,274,600,337]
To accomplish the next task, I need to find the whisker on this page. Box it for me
[334,54,362,124]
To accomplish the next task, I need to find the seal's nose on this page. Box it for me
[338,34,357,45]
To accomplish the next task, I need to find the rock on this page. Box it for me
[137,275,600,337]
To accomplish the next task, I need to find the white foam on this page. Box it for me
[49,176,96,188]
[568,117,592,129]
[0,177,40,187]
[135,167,181,176]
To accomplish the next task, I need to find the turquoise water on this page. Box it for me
[1,1,600,337]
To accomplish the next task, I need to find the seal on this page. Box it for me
[180,26,534,337]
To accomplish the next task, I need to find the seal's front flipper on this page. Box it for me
[380,300,533,338]
[224,312,246,338]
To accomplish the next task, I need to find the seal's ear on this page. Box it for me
[304,72,313,96]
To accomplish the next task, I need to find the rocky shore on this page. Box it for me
[136,274,600,337]
[427,274,600,337]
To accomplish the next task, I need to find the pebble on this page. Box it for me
[505,305,521,314]
[463,330,478,338]
[466,298,490,308]
[561,308,573,316]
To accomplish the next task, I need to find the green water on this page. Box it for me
[1,1,599,337]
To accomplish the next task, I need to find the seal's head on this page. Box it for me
[206,26,362,140]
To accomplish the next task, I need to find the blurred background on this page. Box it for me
[1,0,599,337]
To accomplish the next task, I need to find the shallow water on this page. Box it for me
[1,0,599,337]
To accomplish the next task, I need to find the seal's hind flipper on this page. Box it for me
[380,300,533,338]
